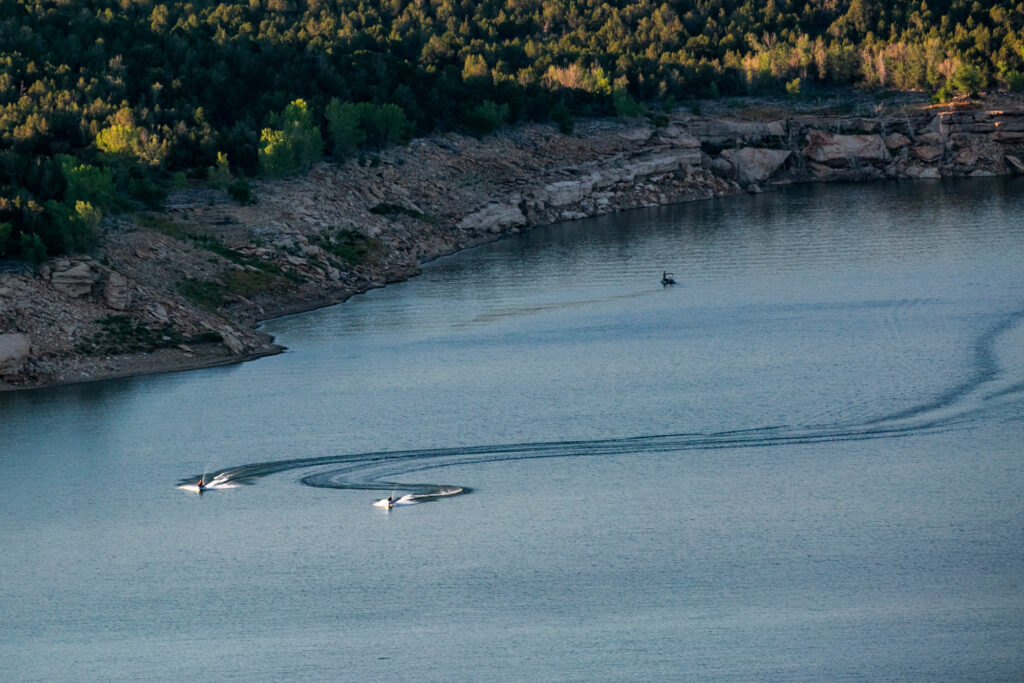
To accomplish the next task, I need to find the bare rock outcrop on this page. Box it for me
[803,130,890,167]
[884,132,911,149]
[992,113,1024,142]
[219,327,247,355]
[910,145,945,163]
[50,262,97,298]
[620,150,703,177]
[539,178,594,207]
[104,271,131,311]
[657,125,702,150]
[684,118,786,145]
[719,148,792,185]
[0,333,30,377]
[457,202,528,234]
[527,147,704,214]
[4,94,1024,392]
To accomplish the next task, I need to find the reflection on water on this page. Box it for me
[2,178,1023,680]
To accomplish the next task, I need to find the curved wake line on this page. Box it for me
[180,307,1024,501]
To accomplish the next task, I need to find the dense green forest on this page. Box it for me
[2,0,1022,262]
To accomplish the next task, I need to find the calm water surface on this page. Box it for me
[2,179,1023,680]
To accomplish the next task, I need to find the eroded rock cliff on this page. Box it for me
[2,95,1022,390]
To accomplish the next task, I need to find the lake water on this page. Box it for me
[2,178,1023,681]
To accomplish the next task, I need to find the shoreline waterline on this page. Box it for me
[5,174,1020,393]
[4,97,1023,391]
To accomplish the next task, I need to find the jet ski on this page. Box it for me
[372,494,416,508]
[177,479,206,493]
[661,271,676,286]
[177,475,214,493]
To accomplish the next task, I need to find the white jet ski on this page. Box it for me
[372,494,416,508]
[177,473,230,493]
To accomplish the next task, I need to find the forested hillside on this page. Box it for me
[2,0,1022,262]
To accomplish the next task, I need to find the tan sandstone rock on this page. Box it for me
[916,131,945,146]
[683,118,787,145]
[719,148,791,185]
[50,262,96,298]
[541,178,594,207]
[884,133,911,150]
[910,145,945,163]
[104,271,131,311]
[657,126,702,149]
[219,327,246,355]
[457,202,528,234]
[803,130,890,167]
[616,150,702,180]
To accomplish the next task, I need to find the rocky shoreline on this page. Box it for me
[2,94,1023,391]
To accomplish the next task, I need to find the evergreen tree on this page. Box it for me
[0,0,1018,258]
[259,100,324,177]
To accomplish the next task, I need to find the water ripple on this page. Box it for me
[179,307,1024,502]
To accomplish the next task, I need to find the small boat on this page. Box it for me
[661,271,676,286]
